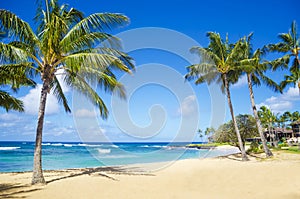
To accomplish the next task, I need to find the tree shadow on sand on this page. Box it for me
[47,166,155,183]
[0,183,41,199]
[0,166,155,198]
[0,166,154,199]
[218,153,267,162]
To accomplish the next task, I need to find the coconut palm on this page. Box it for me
[280,69,300,93]
[258,106,278,147]
[0,0,134,184]
[291,111,300,122]
[239,33,286,157]
[186,32,249,161]
[267,21,300,92]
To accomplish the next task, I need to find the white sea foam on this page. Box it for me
[0,147,20,150]
[98,149,111,154]
[51,143,63,146]
[152,145,163,148]
[64,144,72,147]
[98,154,136,159]
[42,143,51,146]
[78,144,102,147]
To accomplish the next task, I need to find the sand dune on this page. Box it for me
[1,151,300,199]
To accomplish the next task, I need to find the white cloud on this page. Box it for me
[177,95,198,117]
[257,86,300,113]
[232,74,248,88]
[74,109,97,118]
[20,84,60,115]
[55,69,71,93]
[0,113,20,121]
[18,69,71,115]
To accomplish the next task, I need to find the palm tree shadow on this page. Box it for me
[218,153,267,162]
[218,153,245,162]
[0,183,41,199]
[0,166,154,198]
[47,166,155,184]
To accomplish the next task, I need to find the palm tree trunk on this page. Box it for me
[223,74,249,161]
[246,73,273,157]
[268,124,273,147]
[32,80,49,185]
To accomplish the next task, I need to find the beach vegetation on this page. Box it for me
[213,114,259,149]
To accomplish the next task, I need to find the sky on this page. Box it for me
[0,0,300,142]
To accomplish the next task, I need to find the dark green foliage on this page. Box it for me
[214,114,259,147]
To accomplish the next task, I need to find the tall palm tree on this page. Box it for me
[239,33,286,157]
[267,21,300,92]
[0,31,35,112]
[0,0,134,184]
[186,32,249,161]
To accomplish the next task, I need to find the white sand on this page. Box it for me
[1,151,300,199]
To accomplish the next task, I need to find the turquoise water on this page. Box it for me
[0,142,236,172]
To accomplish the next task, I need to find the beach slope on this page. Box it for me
[1,152,300,199]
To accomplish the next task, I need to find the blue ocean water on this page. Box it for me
[0,142,235,172]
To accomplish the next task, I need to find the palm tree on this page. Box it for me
[267,21,300,92]
[258,106,278,147]
[291,111,300,122]
[0,31,35,112]
[239,33,285,157]
[186,32,249,161]
[280,68,300,93]
[0,0,134,184]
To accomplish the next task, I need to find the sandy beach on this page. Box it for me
[1,150,300,199]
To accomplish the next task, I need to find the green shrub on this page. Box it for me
[247,141,263,153]
[278,142,289,148]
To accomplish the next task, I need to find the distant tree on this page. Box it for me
[291,111,300,122]
[204,127,215,143]
[258,106,278,147]
[213,114,258,149]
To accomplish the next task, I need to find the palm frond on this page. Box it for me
[64,71,109,119]
[0,42,29,63]
[206,32,226,61]
[190,46,221,68]
[0,90,24,112]
[51,75,71,112]
[61,53,131,74]
[278,33,293,46]
[0,63,36,90]
[0,10,38,46]
[61,13,129,48]
[258,71,282,93]
[60,32,122,53]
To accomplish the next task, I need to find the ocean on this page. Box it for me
[0,142,238,172]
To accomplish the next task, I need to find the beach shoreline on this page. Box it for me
[1,149,300,199]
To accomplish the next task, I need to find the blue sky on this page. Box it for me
[0,0,300,142]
